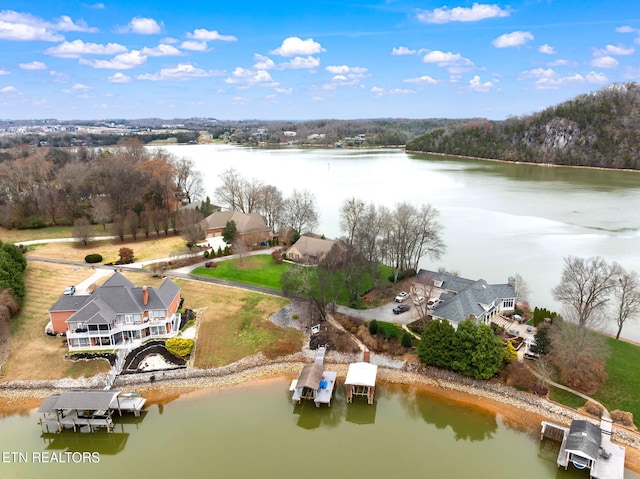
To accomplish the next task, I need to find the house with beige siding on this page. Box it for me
[285,235,337,264]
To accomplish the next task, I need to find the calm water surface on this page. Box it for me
[3,379,634,479]
[155,144,640,341]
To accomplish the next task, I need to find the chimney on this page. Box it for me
[142,286,148,306]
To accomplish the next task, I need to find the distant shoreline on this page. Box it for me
[405,150,640,173]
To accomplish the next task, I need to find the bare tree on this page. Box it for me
[381,202,445,282]
[90,196,113,230]
[339,197,365,246]
[174,157,203,204]
[259,184,284,232]
[73,217,93,246]
[124,210,139,240]
[514,273,530,304]
[111,214,125,241]
[611,265,640,340]
[176,208,204,246]
[551,256,618,329]
[283,189,318,234]
[243,177,264,213]
[215,168,246,212]
[0,288,20,321]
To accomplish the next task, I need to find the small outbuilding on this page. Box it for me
[345,362,378,405]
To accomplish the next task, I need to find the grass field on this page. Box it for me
[192,255,291,289]
[592,337,640,424]
[1,225,107,243]
[0,260,302,381]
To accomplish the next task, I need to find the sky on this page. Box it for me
[1,0,640,121]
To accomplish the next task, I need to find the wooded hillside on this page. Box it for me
[406,82,640,170]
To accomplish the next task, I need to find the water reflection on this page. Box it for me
[396,385,498,442]
[40,431,129,456]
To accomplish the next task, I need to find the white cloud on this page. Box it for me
[469,75,494,92]
[181,40,208,51]
[416,3,510,23]
[138,63,225,81]
[591,56,619,68]
[107,72,131,83]
[63,83,92,93]
[19,61,47,70]
[281,56,320,69]
[547,59,574,67]
[253,54,276,70]
[123,17,163,35]
[534,73,585,90]
[370,86,384,95]
[186,28,237,42]
[1,86,17,93]
[585,71,608,84]
[45,39,127,58]
[389,88,415,95]
[422,50,475,72]
[593,44,634,56]
[518,67,556,80]
[404,75,438,84]
[392,46,416,56]
[0,69,10,75]
[538,44,556,54]
[325,66,368,85]
[0,11,64,41]
[54,15,98,33]
[141,44,182,57]
[492,31,534,48]
[79,50,148,69]
[616,25,636,33]
[270,37,325,57]
[225,67,278,86]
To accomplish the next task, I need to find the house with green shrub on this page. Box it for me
[48,272,182,352]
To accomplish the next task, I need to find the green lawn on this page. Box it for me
[549,387,586,409]
[192,255,292,290]
[591,337,640,424]
[192,256,395,308]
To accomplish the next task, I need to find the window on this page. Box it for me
[502,298,514,309]
[125,314,134,324]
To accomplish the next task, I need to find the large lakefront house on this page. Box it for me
[285,234,337,264]
[48,272,182,352]
[415,269,517,327]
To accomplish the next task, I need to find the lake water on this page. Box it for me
[155,144,640,342]
[3,378,633,479]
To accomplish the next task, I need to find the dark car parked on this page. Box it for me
[393,304,410,314]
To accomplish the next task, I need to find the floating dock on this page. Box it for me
[290,347,336,407]
[38,389,146,433]
[540,419,625,479]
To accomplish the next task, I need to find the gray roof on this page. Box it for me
[565,420,601,462]
[62,272,180,325]
[38,389,122,412]
[48,295,91,313]
[296,363,324,390]
[419,269,516,324]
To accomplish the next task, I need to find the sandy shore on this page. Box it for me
[2,354,640,472]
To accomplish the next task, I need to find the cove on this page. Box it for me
[152,144,640,342]
[0,379,637,478]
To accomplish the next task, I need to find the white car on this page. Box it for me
[427,298,442,309]
[395,291,409,302]
[413,296,425,305]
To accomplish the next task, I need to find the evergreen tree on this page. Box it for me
[417,319,455,368]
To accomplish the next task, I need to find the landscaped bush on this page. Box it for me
[84,253,103,263]
[610,410,635,429]
[165,338,194,357]
[271,248,284,264]
[388,268,416,283]
[401,332,413,348]
[368,319,379,335]
[584,400,604,418]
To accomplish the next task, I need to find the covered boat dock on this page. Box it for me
[290,347,336,407]
[345,362,378,405]
[38,389,146,433]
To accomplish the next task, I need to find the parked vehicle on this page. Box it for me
[395,291,409,302]
[413,296,425,305]
[427,298,442,309]
[393,304,410,314]
[63,285,76,295]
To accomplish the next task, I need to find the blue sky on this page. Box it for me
[1,1,639,120]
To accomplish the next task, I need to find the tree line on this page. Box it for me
[0,241,26,322]
[406,82,640,170]
[0,139,203,232]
